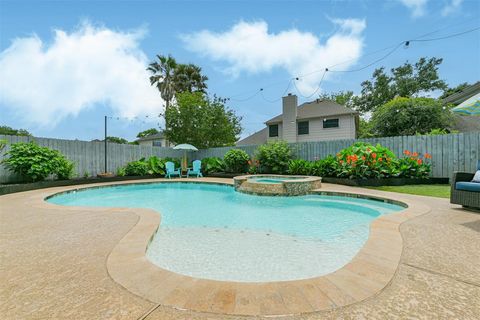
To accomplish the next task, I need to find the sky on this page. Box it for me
[0,0,479,141]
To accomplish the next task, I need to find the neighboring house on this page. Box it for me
[237,94,358,146]
[443,81,480,133]
[135,132,171,147]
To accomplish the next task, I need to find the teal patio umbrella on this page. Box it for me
[452,93,480,116]
[173,144,198,170]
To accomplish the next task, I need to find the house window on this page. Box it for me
[152,140,162,147]
[269,124,279,137]
[297,121,309,135]
[323,118,339,128]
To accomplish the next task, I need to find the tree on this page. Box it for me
[318,91,355,109]
[147,54,178,111]
[0,125,31,136]
[136,128,159,138]
[370,97,453,137]
[354,57,447,113]
[164,92,242,148]
[147,55,209,113]
[106,136,129,144]
[173,63,208,93]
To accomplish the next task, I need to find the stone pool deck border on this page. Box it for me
[27,178,430,316]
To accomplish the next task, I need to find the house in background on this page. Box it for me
[135,131,171,147]
[237,94,359,146]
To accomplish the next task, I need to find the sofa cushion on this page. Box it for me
[456,181,480,192]
[472,170,480,183]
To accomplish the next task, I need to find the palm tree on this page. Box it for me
[173,64,208,93]
[147,54,177,111]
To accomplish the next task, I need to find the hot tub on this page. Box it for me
[234,174,322,196]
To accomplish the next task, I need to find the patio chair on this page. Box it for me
[165,161,181,179]
[187,160,203,178]
[450,160,480,209]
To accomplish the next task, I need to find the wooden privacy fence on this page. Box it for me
[1,132,478,182]
[193,132,480,179]
[0,135,184,183]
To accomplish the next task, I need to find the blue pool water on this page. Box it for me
[248,176,303,184]
[48,182,404,281]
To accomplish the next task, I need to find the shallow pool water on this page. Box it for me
[48,182,404,282]
[248,177,301,184]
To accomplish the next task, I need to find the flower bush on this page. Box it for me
[224,148,250,173]
[397,150,431,178]
[255,140,293,174]
[3,142,74,181]
[335,142,396,179]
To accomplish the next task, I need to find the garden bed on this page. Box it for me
[0,175,161,196]
[322,177,449,187]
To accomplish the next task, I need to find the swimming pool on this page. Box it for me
[48,182,404,282]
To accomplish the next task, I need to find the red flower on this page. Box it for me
[372,153,377,159]
[403,150,410,155]
[417,159,423,165]
[378,158,383,162]
[361,156,366,161]
[424,153,432,159]
[412,152,418,157]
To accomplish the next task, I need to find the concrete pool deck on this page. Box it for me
[1,178,479,319]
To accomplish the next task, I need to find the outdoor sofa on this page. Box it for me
[450,160,480,209]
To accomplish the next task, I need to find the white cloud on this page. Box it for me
[442,0,463,16]
[181,19,366,94]
[0,22,164,127]
[397,0,429,17]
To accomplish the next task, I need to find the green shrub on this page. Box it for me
[55,157,75,180]
[224,149,250,173]
[146,156,164,175]
[3,142,74,181]
[396,150,431,178]
[117,167,126,177]
[121,156,166,176]
[311,155,337,177]
[288,159,313,175]
[335,142,396,179]
[201,157,226,174]
[124,159,150,176]
[255,141,293,174]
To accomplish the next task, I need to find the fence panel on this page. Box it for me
[192,132,479,179]
[1,132,479,182]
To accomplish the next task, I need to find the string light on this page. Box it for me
[224,24,480,103]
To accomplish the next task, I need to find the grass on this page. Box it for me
[366,184,450,198]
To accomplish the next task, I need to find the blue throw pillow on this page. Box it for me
[472,170,480,183]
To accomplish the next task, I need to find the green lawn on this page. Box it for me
[366,184,450,198]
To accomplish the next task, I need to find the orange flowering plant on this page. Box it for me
[397,150,431,178]
[336,142,396,179]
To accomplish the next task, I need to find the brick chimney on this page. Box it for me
[282,94,297,143]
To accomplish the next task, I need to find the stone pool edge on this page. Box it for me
[38,178,430,316]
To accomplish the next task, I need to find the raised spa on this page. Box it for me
[47,182,404,282]
[234,174,322,196]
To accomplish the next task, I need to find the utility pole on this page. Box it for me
[104,115,107,173]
